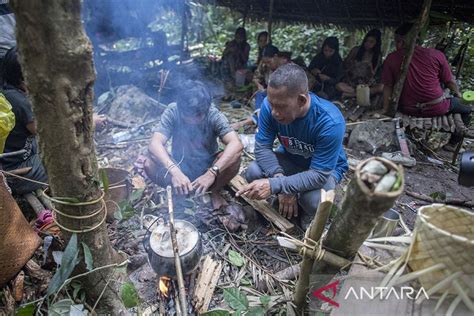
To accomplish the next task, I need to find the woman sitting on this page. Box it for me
[308,37,344,100]
[336,29,384,100]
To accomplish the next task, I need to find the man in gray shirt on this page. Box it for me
[145,80,243,209]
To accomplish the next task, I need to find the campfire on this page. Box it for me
[159,276,171,298]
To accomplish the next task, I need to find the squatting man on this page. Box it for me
[144,80,243,209]
[237,64,348,229]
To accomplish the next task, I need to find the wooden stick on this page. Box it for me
[4,167,32,176]
[166,186,187,315]
[24,193,45,216]
[294,190,335,310]
[229,175,294,232]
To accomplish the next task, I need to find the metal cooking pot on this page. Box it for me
[143,219,202,278]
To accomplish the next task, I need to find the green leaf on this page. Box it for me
[429,191,446,201]
[81,242,94,271]
[14,303,35,316]
[240,278,251,286]
[245,306,265,316]
[49,299,74,316]
[121,282,140,308]
[232,310,245,316]
[47,234,79,296]
[99,169,110,193]
[392,174,402,191]
[228,250,245,267]
[71,281,82,300]
[201,310,231,316]
[130,188,145,203]
[223,288,248,311]
[118,201,135,221]
[259,295,271,306]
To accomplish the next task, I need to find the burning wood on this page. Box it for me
[159,276,171,298]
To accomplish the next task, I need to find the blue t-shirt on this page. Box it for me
[256,93,348,181]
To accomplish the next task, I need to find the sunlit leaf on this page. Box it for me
[228,250,245,267]
[121,282,140,308]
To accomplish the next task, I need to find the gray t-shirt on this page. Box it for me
[153,103,232,180]
[0,2,16,58]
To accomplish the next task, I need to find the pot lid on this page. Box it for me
[149,220,199,258]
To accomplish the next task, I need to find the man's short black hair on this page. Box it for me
[268,63,308,96]
[262,44,279,58]
[1,47,24,88]
[176,80,211,116]
[395,23,414,37]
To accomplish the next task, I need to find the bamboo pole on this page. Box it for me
[167,186,187,315]
[306,158,404,311]
[388,0,433,115]
[294,190,335,310]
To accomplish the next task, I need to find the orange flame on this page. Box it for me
[159,276,171,297]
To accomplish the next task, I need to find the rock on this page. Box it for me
[348,121,398,154]
[106,85,165,124]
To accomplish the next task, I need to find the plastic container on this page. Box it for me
[356,84,371,106]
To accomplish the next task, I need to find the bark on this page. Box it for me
[11,1,127,313]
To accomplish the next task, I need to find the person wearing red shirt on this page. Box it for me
[382,23,472,146]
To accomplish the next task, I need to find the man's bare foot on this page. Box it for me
[211,191,228,210]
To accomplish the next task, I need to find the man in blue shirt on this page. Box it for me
[237,64,348,228]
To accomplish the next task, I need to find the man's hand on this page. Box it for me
[170,169,193,195]
[192,171,216,196]
[93,114,108,130]
[318,74,331,82]
[256,82,265,91]
[236,179,271,200]
[278,193,298,219]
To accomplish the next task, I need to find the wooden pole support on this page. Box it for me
[166,186,187,315]
[294,189,335,310]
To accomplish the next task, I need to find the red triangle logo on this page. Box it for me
[312,280,340,307]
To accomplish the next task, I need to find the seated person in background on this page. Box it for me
[308,37,344,100]
[237,64,348,229]
[337,29,384,100]
[0,47,47,195]
[382,23,473,147]
[232,45,291,130]
[221,27,251,101]
[145,80,243,209]
[255,31,269,66]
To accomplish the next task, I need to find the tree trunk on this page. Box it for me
[11,0,127,313]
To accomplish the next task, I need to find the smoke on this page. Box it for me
[81,0,224,105]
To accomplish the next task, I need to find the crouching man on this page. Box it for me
[237,64,348,229]
[145,80,243,209]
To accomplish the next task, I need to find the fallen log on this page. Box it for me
[229,175,294,232]
[406,190,474,208]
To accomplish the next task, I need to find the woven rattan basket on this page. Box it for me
[408,204,474,297]
[0,174,41,287]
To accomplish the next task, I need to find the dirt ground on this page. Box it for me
[1,88,473,315]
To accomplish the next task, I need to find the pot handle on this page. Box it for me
[143,231,151,254]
